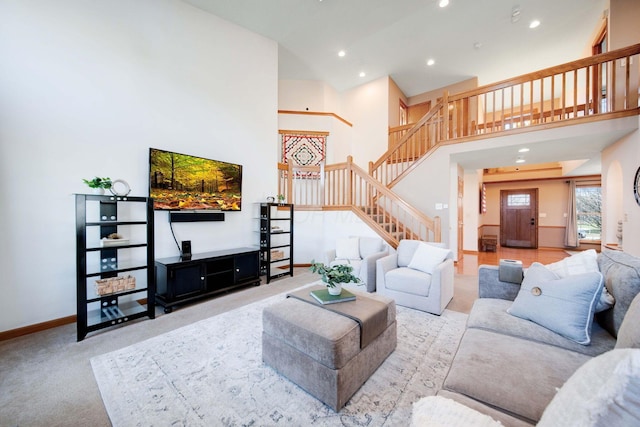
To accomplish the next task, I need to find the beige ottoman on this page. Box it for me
[262,289,397,411]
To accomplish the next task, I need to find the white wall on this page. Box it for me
[294,211,385,264]
[463,170,481,251]
[0,0,278,332]
[278,80,353,164]
[278,80,329,112]
[342,77,390,169]
[601,122,640,257]
[393,148,453,249]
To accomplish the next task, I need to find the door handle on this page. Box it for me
[530,218,535,225]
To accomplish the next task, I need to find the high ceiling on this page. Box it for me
[184,0,608,97]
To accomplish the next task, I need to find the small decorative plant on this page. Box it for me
[310,261,361,288]
[82,177,112,189]
[277,194,285,203]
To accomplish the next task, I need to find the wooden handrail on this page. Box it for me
[279,43,640,249]
[377,43,640,187]
[371,100,444,186]
[277,157,441,246]
[452,44,640,99]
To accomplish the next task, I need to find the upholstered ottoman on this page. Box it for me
[262,286,397,411]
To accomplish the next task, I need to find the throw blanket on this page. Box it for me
[287,285,389,348]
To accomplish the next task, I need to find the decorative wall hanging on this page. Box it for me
[480,183,487,214]
[280,130,328,179]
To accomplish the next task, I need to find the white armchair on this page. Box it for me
[324,236,388,292]
[376,239,454,315]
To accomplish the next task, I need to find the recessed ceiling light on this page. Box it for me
[439,0,449,7]
[516,158,526,164]
[427,59,435,66]
[338,50,346,57]
[359,71,366,77]
[529,19,540,29]
[518,148,530,153]
[473,42,482,50]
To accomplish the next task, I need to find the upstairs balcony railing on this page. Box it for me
[376,43,640,188]
[278,44,640,246]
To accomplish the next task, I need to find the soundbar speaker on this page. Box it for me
[169,212,225,222]
[181,240,192,259]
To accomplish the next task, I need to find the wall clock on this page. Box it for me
[635,166,640,206]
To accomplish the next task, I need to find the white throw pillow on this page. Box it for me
[546,250,614,312]
[546,249,599,276]
[407,242,451,275]
[358,236,383,258]
[335,237,360,260]
[508,262,603,345]
[538,349,640,427]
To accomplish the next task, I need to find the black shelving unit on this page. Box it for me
[259,203,294,283]
[75,194,155,341]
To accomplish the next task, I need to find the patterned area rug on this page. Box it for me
[91,285,468,426]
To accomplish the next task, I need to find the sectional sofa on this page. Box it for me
[436,249,640,426]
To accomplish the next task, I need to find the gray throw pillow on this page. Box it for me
[616,292,640,349]
[508,262,603,345]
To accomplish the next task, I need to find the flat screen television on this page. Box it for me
[149,148,243,211]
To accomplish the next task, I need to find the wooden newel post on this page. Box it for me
[346,156,353,206]
[442,91,450,141]
[287,162,294,204]
[434,216,441,243]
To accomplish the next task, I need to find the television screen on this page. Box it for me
[149,148,242,211]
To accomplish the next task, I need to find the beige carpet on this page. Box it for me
[91,283,468,426]
[0,270,477,426]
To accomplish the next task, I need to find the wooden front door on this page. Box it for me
[500,189,538,248]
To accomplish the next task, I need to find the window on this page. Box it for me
[575,186,601,241]
[507,193,530,206]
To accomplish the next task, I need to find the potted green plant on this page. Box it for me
[310,261,361,295]
[82,177,112,195]
[277,194,286,204]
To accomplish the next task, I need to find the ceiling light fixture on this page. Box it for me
[516,158,526,164]
[359,71,366,77]
[529,19,541,29]
[518,148,530,153]
[427,58,435,66]
[338,50,346,57]
[439,0,449,7]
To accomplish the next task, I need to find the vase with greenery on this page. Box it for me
[82,177,112,195]
[310,261,361,295]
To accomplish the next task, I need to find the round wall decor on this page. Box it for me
[110,179,131,196]
[635,166,640,206]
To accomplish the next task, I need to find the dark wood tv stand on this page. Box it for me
[155,247,260,313]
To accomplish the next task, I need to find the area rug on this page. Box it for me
[91,284,468,426]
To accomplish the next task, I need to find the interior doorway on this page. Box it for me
[500,188,538,248]
[407,101,432,124]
